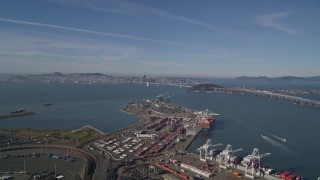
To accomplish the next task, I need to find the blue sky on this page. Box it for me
[0,0,319,77]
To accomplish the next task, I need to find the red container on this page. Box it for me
[285,174,297,180]
[280,171,292,179]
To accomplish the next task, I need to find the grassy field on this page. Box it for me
[8,127,102,145]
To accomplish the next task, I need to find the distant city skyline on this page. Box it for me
[0,0,319,77]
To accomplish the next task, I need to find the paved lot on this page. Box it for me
[0,148,87,180]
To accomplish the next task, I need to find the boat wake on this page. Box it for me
[227,115,296,154]
[271,134,287,143]
[236,120,288,143]
[261,135,295,154]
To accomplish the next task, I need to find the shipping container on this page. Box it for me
[280,171,292,179]
[285,174,297,180]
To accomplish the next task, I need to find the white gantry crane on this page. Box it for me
[196,109,220,120]
[204,109,220,116]
[217,144,243,169]
[185,122,197,136]
[243,148,271,179]
[196,139,222,162]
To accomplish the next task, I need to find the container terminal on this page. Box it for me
[0,95,304,179]
[85,95,303,180]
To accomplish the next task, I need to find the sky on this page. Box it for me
[0,0,319,77]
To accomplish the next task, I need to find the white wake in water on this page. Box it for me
[261,135,295,154]
[271,134,287,143]
[235,119,288,143]
[226,115,295,153]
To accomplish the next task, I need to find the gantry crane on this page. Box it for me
[243,148,271,179]
[196,139,222,161]
[204,109,220,116]
[218,144,243,169]
[185,122,197,136]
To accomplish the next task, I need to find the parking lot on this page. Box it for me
[0,148,88,180]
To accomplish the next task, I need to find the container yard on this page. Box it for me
[84,95,304,180]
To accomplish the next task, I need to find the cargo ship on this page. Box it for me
[195,109,219,130]
[200,116,215,129]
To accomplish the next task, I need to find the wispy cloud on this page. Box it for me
[0,18,186,45]
[48,0,227,33]
[0,32,146,64]
[109,1,220,31]
[0,32,158,73]
[180,48,256,63]
[255,12,300,34]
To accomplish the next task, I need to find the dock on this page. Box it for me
[84,97,296,180]
[177,126,203,151]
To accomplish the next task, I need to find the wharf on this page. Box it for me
[2,96,286,180]
[166,151,280,180]
[176,125,203,151]
[86,98,286,180]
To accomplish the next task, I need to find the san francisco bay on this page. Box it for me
[0,82,319,179]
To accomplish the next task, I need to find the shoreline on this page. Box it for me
[1,98,305,179]
[0,112,36,119]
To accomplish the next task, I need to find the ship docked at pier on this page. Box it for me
[200,116,215,129]
[195,109,219,130]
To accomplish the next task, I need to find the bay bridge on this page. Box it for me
[198,88,320,109]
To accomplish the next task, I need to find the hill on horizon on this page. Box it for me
[235,76,320,83]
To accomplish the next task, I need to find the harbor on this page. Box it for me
[84,95,303,180]
[0,87,316,179]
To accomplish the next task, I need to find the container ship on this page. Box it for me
[195,109,219,130]
[200,116,215,129]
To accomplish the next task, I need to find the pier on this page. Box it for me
[85,97,285,180]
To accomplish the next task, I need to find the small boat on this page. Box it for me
[44,102,52,106]
[11,108,26,114]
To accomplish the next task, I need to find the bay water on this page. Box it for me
[0,82,319,179]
